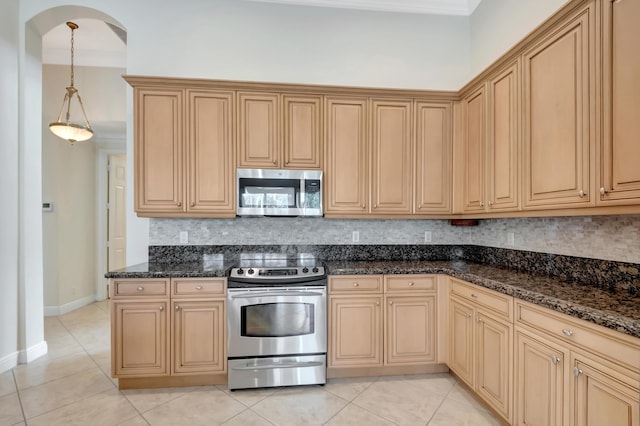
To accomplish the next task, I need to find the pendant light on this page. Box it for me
[49,21,93,143]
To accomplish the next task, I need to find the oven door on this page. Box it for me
[227,287,327,358]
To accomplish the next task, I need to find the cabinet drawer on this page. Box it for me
[112,279,170,298]
[385,275,436,293]
[450,278,512,319]
[516,301,640,371]
[329,275,383,293]
[172,278,226,297]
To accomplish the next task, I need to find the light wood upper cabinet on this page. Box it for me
[414,101,452,214]
[371,99,413,214]
[283,94,322,169]
[599,0,640,204]
[134,88,184,214]
[523,3,595,209]
[487,60,520,212]
[460,85,487,213]
[325,97,369,215]
[187,91,235,214]
[237,92,279,168]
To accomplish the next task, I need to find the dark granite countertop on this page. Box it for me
[106,256,640,339]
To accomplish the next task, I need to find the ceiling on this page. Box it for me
[244,0,482,15]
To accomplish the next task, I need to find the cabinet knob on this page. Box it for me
[477,316,483,323]
[578,190,585,198]
[418,204,422,209]
[195,285,203,290]
[353,282,359,287]
[551,355,560,365]
[177,201,182,207]
[175,305,180,311]
[480,202,484,207]
[362,204,366,209]
[573,367,583,377]
[136,286,144,292]
[562,329,574,337]
[376,301,380,306]
[408,282,414,287]
[389,300,393,305]
[190,202,195,207]
[159,306,164,311]
[466,312,472,318]
[374,204,377,209]
[600,187,607,196]
[272,160,277,164]
[488,201,494,206]
[471,293,478,298]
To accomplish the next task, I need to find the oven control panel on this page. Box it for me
[229,266,325,281]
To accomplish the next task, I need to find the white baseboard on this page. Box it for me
[17,340,48,364]
[0,351,19,374]
[44,294,97,317]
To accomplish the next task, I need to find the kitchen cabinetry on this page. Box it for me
[515,300,640,426]
[325,97,369,215]
[599,0,640,205]
[459,85,486,213]
[448,278,513,424]
[328,275,440,375]
[110,277,227,388]
[522,2,595,209]
[414,101,453,214]
[370,99,413,214]
[237,92,322,169]
[130,83,235,217]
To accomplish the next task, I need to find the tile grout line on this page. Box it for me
[11,369,27,426]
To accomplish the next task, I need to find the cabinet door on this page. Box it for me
[414,101,452,214]
[487,60,520,212]
[187,90,235,215]
[172,300,226,375]
[325,97,369,215]
[599,0,640,204]
[370,99,413,214]
[329,295,382,367]
[515,328,568,426]
[112,301,169,377]
[572,355,639,426]
[523,5,594,209]
[134,88,184,214]
[283,95,322,169]
[385,295,436,365]
[476,311,513,423]
[449,297,475,387]
[237,92,279,168]
[460,85,487,213]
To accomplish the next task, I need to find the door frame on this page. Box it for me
[96,144,126,301]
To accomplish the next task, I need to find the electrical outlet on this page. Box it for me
[180,231,189,244]
[507,232,515,246]
[424,231,432,243]
[352,231,359,243]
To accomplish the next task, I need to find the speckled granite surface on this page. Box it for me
[107,244,640,338]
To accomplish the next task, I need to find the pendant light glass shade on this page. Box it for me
[49,22,93,143]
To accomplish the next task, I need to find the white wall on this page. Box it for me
[42,64,126,314]
[469,0,569,75]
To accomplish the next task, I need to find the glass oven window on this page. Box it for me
[241,302,314,337]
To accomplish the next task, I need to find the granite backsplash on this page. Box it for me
[148,244,640,296]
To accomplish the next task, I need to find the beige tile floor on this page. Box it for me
[1,301,501,425]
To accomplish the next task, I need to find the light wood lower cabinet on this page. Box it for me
[110,277,227,387]
[328,275,440,374]
[515,300,640,426]
[448,278,513,424]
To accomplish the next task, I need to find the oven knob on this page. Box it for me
[248,268,255,275]
[302,267,309,273]
[237,268,244,275]
[312,267,319,273]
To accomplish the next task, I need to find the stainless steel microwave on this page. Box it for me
[236,169,322,217]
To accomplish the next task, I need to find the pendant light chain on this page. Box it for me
[70,23,75,88]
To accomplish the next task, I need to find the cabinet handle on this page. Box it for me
[408,282,414,287]
[573,367,583,377]
[362,204,366,209]
[600,187,607,196]
[195,285,203,290]
[551,355,560,365]
[389,300,393,305]
[376,301,380,306]
[578,190,585,198]
[272,160,277,164]
[562,329,574,337]
[136,286,144,292]
[480,202,484,207]
[190,202,195,207]
[159,306,164,311]
[374,204,377,209]
[488,201,493,206]
[477,316,483,323]
[175,305,180,311]
[353,282,359,287]
[466,312,472,318]
[471,293,478,298]
[418,204,422,209]
[177,201,182,207]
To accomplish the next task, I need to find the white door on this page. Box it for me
[108,154,127,271]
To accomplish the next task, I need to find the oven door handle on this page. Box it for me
[231,361,324,371]
[230,291,324,299]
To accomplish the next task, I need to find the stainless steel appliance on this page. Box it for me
[227,255,327,390]
[236,168,322,217]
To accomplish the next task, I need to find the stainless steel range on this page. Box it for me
[227,255,327,390]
